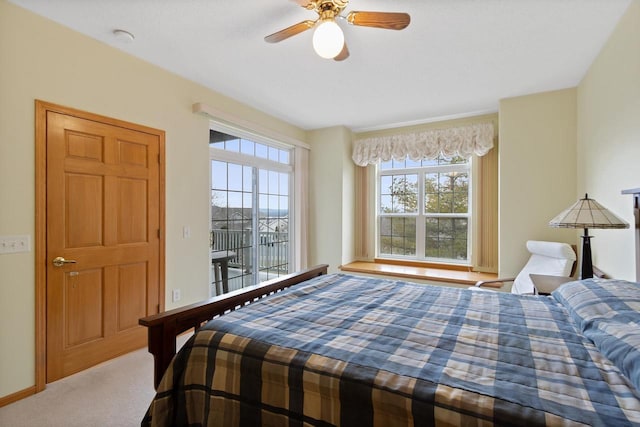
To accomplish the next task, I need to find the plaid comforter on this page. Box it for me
[143,274,640,426]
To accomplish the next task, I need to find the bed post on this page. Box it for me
[145,318,177,388]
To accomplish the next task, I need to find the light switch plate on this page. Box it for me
[0,235,31,254]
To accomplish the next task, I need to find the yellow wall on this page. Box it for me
[498,89,578,277]
[577,0,640,280]
[308,126,355,271]
[0,0,305,398]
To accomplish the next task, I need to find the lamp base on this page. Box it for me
[581,229,593,279]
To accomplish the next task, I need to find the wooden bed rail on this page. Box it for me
[139,264,329,388]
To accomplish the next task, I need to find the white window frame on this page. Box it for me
[376,158,472,265]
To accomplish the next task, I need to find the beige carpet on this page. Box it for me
[0,334,190,427]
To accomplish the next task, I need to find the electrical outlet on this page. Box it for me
[0,235,31,254]
[172,289,181,302]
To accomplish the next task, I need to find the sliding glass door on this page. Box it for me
[210,131,292,296]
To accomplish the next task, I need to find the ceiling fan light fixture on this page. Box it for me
[312,20,344,59]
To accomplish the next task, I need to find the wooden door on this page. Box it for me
[44,107,163,382]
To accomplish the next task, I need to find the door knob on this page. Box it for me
[52,256,77,267]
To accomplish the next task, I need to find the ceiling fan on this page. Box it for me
[265,0,410,61]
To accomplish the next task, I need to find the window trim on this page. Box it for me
[195,102,309,150]
[376,158,472,265]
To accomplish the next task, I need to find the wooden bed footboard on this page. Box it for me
[139,264,329,388]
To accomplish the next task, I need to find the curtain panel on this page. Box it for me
[472,138,499,273]
[352,122,494,166]
[294,146,310,270]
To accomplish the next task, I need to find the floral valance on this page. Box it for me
[352,122,495,166]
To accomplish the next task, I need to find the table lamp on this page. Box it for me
[549,194,629,279]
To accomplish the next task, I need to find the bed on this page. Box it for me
[140,264,640,426]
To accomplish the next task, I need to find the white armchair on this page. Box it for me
[474,240,577,295]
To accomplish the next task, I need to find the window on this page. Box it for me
[377,156,471,264]
[210,130,292,295]
[354,117,498,272]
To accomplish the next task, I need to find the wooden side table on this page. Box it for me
[529,274,575,295]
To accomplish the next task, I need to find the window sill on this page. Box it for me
[339,261,500,287]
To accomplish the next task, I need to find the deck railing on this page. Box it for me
[211,228,288,271]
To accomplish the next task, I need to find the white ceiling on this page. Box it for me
[9,0,632,131]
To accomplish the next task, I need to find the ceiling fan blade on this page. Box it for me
[346,11,410,30]
[334,42,349,61]
[264,20,316,43]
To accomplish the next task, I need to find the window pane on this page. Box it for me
[452,173,469,213]
[279,173,289,195]
[228,191,242,208]
[380,217,391,235]
[228,163,242,191]
[211,161,227,190]
[268,146,279,162]
[225,138,240,152]
[243,166,252,192]
[259,169,268,193]
[243,192,252,210]
[269,195,278,216]
[425,218,468,260]
[379,217,392,255]
[425,173,438,213]
[379,217,416,256]
[399,175,418,213]
[380,175,392,213]
[211,191,227,216]
[268,170,278,194]
[380,175,392,192]
[425,172,468,214]
[379,174,418,213]
[280,150,290,165]
[438,174,453,212]
[255,143,268,159]
[393,175,418,213]
[279,195,288,214]
[380,195,392,213]
[240,139,254,155]
[259,194,268,213]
